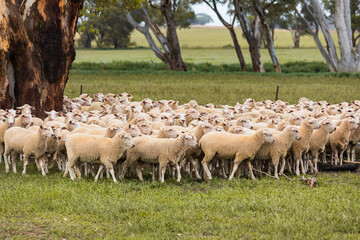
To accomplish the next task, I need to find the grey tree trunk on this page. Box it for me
[253,0,281,73]
[121,1,186,71]
[203,0,246,71]
[234,0,264,72]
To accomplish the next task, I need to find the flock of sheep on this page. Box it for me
[0,93,359,183]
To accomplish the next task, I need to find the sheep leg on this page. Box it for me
[95,165,104,181]
[247,160,256,180]
[333,149,339,165]
[159,162,167,183]
[4,153,10,173]
[339,149,345,166]
[75,165,82,179]
[175,163,181,182]
[12,152,17,174]
[84,163,89,177]
[221,160,227,178]
[294,152,301,176]
[22,154,29,175]
[351,146,356,162]
[347,146,351,161]
[151,164,156,181]
[300,157,305,175]
[135,163,144,181]
[102,161,117,183]
[272,157,280,180]
[228,161,241,181]
[279,157,286,175]
[313,152,319,172]
[189,156,202,180]
[39,157,46,176]
[201,153,214,181]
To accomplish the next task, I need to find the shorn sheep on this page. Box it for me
[4,125,54,175]
[3,94,360,183]
[65,132,134,183]
[121,133,197,183]
[199,129,274,181]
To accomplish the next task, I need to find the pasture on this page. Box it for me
[2,26,359,238]
[1,69,360,238]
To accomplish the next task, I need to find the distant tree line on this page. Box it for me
[77,0,360,73]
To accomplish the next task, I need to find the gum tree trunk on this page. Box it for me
[0,0,83,117]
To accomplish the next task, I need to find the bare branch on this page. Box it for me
[148,0,160,9]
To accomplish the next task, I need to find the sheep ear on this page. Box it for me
[40,125,44,130]
[62,127,67,130]
[45,111,50,115]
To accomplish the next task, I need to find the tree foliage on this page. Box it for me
[190,13,214,25]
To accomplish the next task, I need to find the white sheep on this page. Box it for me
[122,133,197,182]
[4,125,53,175]
[199,129,274,181]
[65,132,134,182]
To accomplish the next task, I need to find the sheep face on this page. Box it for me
[347,118,358,130]
[184,133,197,147]
[263,131,274,143]
[93,93,104,102]
[290,127,302,141]
[201,123,215,134]
[51,126,63,140]
[307,118,320,129]
[17,104,34,115]
[7,114,15,126]
[119,132,135,149]
[137,122,153,135]
[236,118,253,129]
[45,110,59,121]
[22,114,34,126]
[127,124,142,137]
[321,120,336,133]
[41,125,55,138]
[161,126,179,138]
[243,98,255,108]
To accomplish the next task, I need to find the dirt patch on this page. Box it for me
[0,221,47,239]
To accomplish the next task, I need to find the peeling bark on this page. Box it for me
[0,0,83,117]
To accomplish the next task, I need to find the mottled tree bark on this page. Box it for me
[0,0,83,117]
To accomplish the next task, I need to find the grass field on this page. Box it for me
[130,26,338,49]
[65,71,360,104]
[75,27,340,64]
[74,48,328,64]
[1,162,360,239]
[2,72,360,238]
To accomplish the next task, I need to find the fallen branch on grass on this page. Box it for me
[251,167,280,179]
[279,171,319,188]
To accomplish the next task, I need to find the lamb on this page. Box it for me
[199,129,274,181]
[308,119,335,171]
[288,118,320,175]
[14,114,33,128]
[328,118,358,165]
[254,126,301,179]
[65,132,134,183]
[4,125,53,175]
[121,132,197,182]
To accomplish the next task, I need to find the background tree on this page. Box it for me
[0,0,140,116]
[190,13,214,25]
[203,0,247,71]
[122,0,200,71]
[298,0,360,72]
[77,1,134,49]
[278,12,309,48]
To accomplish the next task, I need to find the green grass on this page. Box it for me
[74,48,329,64]
[65,71,360,104]
[1,162,360,239]
[130,27,338,49]
[3,71,360,238]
